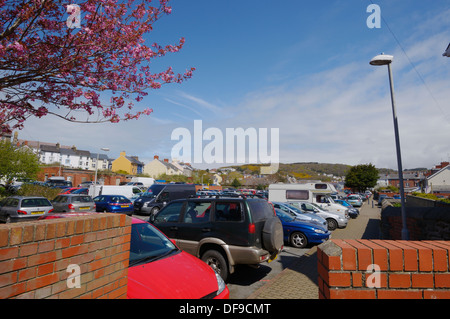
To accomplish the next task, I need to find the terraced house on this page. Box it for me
[111,151,144,175]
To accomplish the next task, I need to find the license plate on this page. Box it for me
[31,211,44,215]
[121,205,129,208]
[79,207,90,210]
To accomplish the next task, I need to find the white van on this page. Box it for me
[88,185,143,199]
[268,183,349,216]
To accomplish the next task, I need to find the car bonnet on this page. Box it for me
[127,250,220,299]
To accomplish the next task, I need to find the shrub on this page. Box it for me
[17,184,61,200]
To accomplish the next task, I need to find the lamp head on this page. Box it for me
[370,54,394,66]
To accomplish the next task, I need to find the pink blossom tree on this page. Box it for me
[0,0,195,134]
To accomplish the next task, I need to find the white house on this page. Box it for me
[426,163,450,194]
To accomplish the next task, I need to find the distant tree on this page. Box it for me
[0,0,194,134]
[344,164,379,192]
[0,140,40,184]
[231,178,241,188]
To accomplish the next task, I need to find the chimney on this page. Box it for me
[164,158,169,163]
[120,151,126,157]
[154,155,159,160]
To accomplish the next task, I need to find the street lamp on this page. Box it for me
[370,54,409,240]
[94,147,110,197]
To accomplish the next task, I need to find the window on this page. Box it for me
[315,183,328,189]
[215,202,243,222]
[183,201,211,223]
[286,190,309,200]
[154,201,184,223]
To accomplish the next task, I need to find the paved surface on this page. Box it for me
[247,199,382,299]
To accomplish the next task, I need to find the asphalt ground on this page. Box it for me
[247,198,381,299]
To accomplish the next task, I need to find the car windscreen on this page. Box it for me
[146,184,166,196]
[129,223,178,266]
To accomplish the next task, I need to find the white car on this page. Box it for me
[287,201,348,231]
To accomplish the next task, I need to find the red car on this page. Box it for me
[59,187,81,194]
[40,213,229,299]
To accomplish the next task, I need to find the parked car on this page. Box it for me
[39,213,229,299]
[59,187,81,194]
[0,196,53,223]
[275,208,330,248]
[93,195,133,215]
[272,202,328,230]
[71,188,89,195]
[378,194,393,206]
[134,184,196,216]
[334,199,359,218]
[287,200,349,230]
[149,196,283,281]
[346,194,363,207]
[51,194,96,213]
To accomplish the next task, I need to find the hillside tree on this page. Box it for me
[0,0,194,133]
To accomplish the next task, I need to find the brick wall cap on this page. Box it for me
[319,240,342,256]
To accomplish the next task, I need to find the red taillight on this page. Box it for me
[17,210,27,215]
[248,223,255,234]
[68,204,75,210]
[48,209,54,213]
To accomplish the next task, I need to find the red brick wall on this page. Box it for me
[0,214,131,299]
[318,239,450,299]
[38,166,129,186]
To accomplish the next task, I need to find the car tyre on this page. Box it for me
[326,218,338,231]
[290,232,308,248]
[150,207,160,216]
[262,217,283,253]
[201,250,229,282]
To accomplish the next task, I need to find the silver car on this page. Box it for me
[287,201,348,230]
[272,202,328,230]
[51,194,96,213]
[0,196,54,223]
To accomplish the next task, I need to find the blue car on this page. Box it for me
[334,199,359,219]
[93,195,134,216]
[275,208,330,248]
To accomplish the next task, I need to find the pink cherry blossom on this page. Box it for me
[0,0,195,134]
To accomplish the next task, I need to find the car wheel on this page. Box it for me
[326,218,338,231]
[150,207,159,216]
[290,232,308,248]
[201,250,229,282]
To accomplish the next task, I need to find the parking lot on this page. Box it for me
[130,196,379,299]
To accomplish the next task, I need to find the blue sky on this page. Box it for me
[22,0,450,171]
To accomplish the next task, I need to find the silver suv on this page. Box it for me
[0,196,53,223]
[51,194,96,213]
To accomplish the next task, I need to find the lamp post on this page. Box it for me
[370,54,409,240]
[94,147,110,197]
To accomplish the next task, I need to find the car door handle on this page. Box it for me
[170,226,178,231]
[202,228,211,232]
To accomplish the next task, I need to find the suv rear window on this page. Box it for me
[246,199,273,221]
[215,202,243,222]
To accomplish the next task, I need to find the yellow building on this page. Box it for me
[111,151,144,175]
